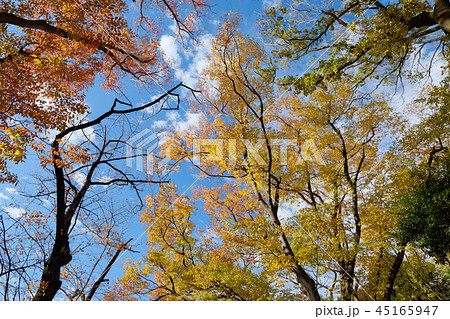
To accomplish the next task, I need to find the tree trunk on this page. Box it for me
[340,189,360,301]
[340,258,356,301]
[85,244,127,301]
[434,0,450,33]
[260,201,321,300]
[33,142,72,301]
[383,247,406,301]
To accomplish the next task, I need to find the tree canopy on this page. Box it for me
[0,0,205,183]
[262,0,450,94]
[1,0,449,301]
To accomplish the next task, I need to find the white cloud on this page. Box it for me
[345,30,363,46]
[143,95,165,115]
[42,199,52,207]
[166,111,181,122]
[159,32,213,88]
[174,34,213,87]
[263,0,282,9]
[152,120,168,129]
[98,175,113,183]
[44,125,96,145]
[3,206,25,218]
[5,187,17,194]
[160,34,182,67]
[168,21,178,34]
[175,113,202,132]
[388,46,447,120]
[162,110,202,132]
[0,193,9,201]
[96,175,113,189]
[278,202,306,221]
[72,171,86,186]
[65,127,96,145]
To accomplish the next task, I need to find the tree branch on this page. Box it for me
[85,239,133,301]
[0,12,154,64]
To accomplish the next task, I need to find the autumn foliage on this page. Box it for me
[1,1,450,301]
[0,0,205,183]
[106,15,450,301]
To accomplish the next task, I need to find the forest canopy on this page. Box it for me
[0,0,449,301]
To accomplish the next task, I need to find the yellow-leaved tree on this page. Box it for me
[107,16,450,301]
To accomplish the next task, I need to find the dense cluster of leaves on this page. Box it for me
[109,14,449,301]
[0,0,206,183]
[397,152,450,264]
[261,0,448,94]
[106,183,295,301]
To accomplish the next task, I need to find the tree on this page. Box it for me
[106,183,292,300]
[396,149,450,264]
[3,1,449,302]
[260,1,450,300]
[0,0,206,183]
[0,82,199,300]
[0,0,207,300]
[111,16,445,301]
[261,0,450,94]
[109,16,321,300]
